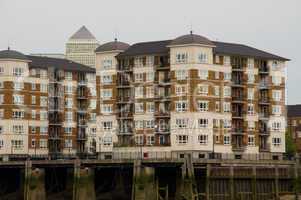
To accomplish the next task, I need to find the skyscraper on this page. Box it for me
[66,26,99,67]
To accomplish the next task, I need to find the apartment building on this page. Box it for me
[0,32,288,160]
[66,26,99,67]
[0,48,95,158]
[95,32,288,159]
[287,105,301,152]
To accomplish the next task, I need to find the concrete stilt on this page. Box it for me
[132,160,157,200]
[176,154,198,200]
[24,160,46,200]
[73,160,96,200]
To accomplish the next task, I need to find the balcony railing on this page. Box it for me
[232,128,244,134]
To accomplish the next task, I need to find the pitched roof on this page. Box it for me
[95,40,130,53]
[0,49,29,61]
[287,105,301,118]
[117,39,289,61]
[118,40,171,57]
[213,41,289,61]
[28,55,95,73]
[170,33,214,46]
[70,26,96,40]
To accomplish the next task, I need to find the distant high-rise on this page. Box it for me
[66,26,99,67]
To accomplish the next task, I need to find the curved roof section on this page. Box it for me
[0,49,29,61]
[95,40,130,53]
[170,33,214,46]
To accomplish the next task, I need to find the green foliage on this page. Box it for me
[286,131,297,158]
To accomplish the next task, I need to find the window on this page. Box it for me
[247,104,255,115]
[102,121,113,130]
[65,72,72,80]
[176,118,188,128]
[223,102,231,113]
[248,74,255,84]
[40,139,47,148]
[215,71,220,79]
[224,73,231,81]
[248,135,255,146]
[101,75,112,84]
[247,59,254,69]
[135,73,144,82]
[13,82,24,90]
[272,138,281,146]
[272,90,281,101]
[175,70,188,80]
[248,121,255,130]
[135,135,144,145]
[198,101,209,112]
[223,86,231,97]
[65,112,73,122]
[146,87,154,98]
[0,81,3,89]
[146,102,154,113]
[215,101,220,112]
[135,87,144,98]
[272,61,279,70]
[0,94,3,104]
[103,59,113,70]
[31,96,36,105]
[64,139,72,148]
[224,56,231,65]
[30,126,36,134]
[90,87,96,96]
[198,135,208,144]
[146,135,155,146]
[90,127,97,135]
[31,83,36,90]
[176,53,188,63]
[0,126,3,134]
[198,70,208,79]
[40,110,47,120]
[198,119,209,128]
[13,95,24,105]
[272,105,281,115]
[198,84,208,95]
[30,69,36,76]
[40,127,48,134]
[135,120,144,129]
[146,72,154,82]
[13,110,24,119]
[101,104,113,114]
[175,85,187,96]
[272,122,281,131]
[40,96,48,107]
[0,67,4,75]
[11,140,23,149]
[176,135,188,144]
[40,84,48,93]
[0,140,4,149]
[214,86,220,96]
[248,88,254,100]
[90,99,97,109]
[101,89,112,99]
[31,110,36,119]
[13,125,24,134]
[65,85,73,94]
[31,139,36,148]
[224,135,231,145]
[64,127,72,135]
[40,70,47,78]
[13,68,24,76]
[223,120,232,129]
[198,53,208,63]
[175,101,188,112]
[65,98,73,108]
[0,109,3,119]
[272,76,281,86]
[135,103,144,113]
[213,119,220,128]
[145,120,154,128]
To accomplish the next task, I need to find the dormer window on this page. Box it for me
[198,53,208,63]
[176,53,188,64]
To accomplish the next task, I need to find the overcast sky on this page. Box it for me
[0,0,300,104]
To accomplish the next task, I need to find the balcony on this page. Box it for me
[259,113,269,120]
[232,128,244,135]
[118,112,133,119]
[232,112,244,119]
[155,111,170,118]
[259,128,269,135]
[232,66,244,72]
[232,96,244,103]
[155,128,170,134]
[232,144,246,152]
[232,80,244,87]
[259,67,269,74]
[259,144,271,152]
[259,97,270,104]
[77,133,87,141]
[78,80,87,86]
[259,82,270,90]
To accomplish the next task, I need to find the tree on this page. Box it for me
[285,131,297,159]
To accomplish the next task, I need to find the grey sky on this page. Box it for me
[0,0,300,104]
